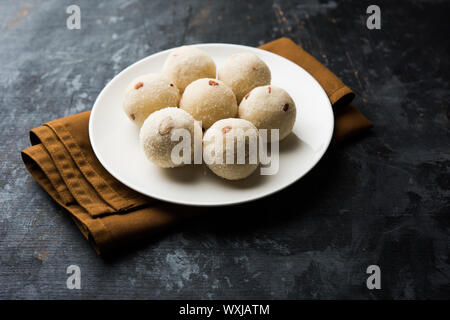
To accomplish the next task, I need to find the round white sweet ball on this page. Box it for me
[180,78,238,129]
[140,107,202,168]
[123,73,180,127]
[203,118,259,180]
[217,52,271,103]
[162,46,216,94]
[238,85,296,141]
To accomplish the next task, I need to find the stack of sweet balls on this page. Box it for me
[122,45,297,180]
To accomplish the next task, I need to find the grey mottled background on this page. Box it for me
[0,0,449,299]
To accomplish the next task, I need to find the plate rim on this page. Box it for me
[89,43,334,207]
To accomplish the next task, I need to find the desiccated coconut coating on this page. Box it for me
[217,52,271,103]
[123,73,180,127]
[180,78,238,129]
[238,85,296,141]
[203,118,259,180]
[162,46,217,94]
[140,107,202,168]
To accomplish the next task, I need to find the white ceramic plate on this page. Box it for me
[89,43,333,206]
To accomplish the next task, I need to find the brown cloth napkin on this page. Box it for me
[21,38,372,255]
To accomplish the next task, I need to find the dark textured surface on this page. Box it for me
[1,0,449,299]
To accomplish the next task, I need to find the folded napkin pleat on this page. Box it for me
[24,144,75,205]
[21,146,113,252]
[30,114,151,216]
[22,143,194,254]
[30,124,118,216]
[21,38,372,255]
[47,115,145,210]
